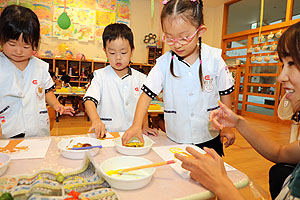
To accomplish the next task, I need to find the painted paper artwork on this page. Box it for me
[53,22,75,40]
[0,138,51,160]
[95,26,105,40]
[116,0,130,20]
[40,20,52,37]
[152,144,237,179]
[53,6,77,23]
[73,24,95,41]
[96,10,116,27]
[116,18,130,25]
[32,3,52,21]
[97,0,117,11]
[76,8,95,26]
[53,0,76,7]
[77,0,96,9]
[32,0,52,4]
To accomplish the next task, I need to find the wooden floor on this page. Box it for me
[51,114,292,197]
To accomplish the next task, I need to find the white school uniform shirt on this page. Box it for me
[0,53,54,138]
[142,43,235,144]
[83,66,146,132]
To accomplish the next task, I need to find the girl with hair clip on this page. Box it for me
[175,21,300,200]
[0,5,74,138]
[122,0,235,156]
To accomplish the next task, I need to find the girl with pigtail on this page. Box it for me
[122,0,235,156]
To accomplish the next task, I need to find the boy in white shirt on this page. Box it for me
[83,23,158,138]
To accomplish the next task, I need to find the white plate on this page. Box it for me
[57,137,101,159]
[114,136,154,156]
[99,156,155,190]
[0,152,10,176]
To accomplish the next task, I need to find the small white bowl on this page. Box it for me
[99,156,155,190]
[114,136,154,156]
[57,137,101,159]
[0,152,10,176]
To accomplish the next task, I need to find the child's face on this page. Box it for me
[162,16,206,62]
[1,34,34,68]
[278,56,300,112]
[104,37,133,77]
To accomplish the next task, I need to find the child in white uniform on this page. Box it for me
[83,23,158,138]
[0,5,74,138]
[123,0,235,156]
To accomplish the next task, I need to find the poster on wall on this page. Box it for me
[32,3,52,21]
[96,10,116,27]
[97,0,116,11]
[76,8,95,25]
[40,20,52,37]
[116,0,130,20]
[1,0,131,42]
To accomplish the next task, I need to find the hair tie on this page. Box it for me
[171,55,174,59]
[162,0,168,4]
[200,60,202,64]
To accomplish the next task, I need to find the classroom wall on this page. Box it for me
[39,0,224,64]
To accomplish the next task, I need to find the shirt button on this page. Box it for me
[191,113,194,117]
[189,92,193,96]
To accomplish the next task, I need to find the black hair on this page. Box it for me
[277,21,300,70]
[0,5,40,50]
[102,23,134,50]
[161,0,204,89]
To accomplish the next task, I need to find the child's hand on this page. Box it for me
[89,119,106,138]
[54,104,75,116]
[142,127,159,136]
[122,126,143,146]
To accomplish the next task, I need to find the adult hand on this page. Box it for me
[142,127,159,136]
[175,147,230,192]
[88,119,106,138]
[122,126,144,145]
[209,101,240,130]
[220,129,235,148]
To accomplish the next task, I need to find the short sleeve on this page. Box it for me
[217,58,235,96]
[142,64,164,99]
[83,71,102,105]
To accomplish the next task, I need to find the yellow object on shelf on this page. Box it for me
[56,88,70,93]
[148,104,161,110]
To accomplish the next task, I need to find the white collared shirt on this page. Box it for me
[0,52,54,138]
[142,43,234,144]
[84,66,146,132]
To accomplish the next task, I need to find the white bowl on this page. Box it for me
[0,152,10,176]
[99,156,155,190]
[114,136,154,155]
[57,137,101,159]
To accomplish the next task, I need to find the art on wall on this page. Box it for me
[0,0,131,41]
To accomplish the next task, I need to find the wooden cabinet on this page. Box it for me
[40,57,154,87]
[147,46,163,64]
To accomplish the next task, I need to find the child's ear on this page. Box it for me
[198,25,207,37]
[131,48,135,58]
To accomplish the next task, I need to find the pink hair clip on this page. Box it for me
[162,0,168,4]
[190,0,197,1]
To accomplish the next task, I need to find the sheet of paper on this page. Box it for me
[0,138,51,160]
[152,144,236,179]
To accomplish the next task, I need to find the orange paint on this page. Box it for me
[0,139,29,153]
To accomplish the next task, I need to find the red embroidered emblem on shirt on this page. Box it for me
[204,75,210,80]
[135,87,139,91]
[32,80,38,85]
